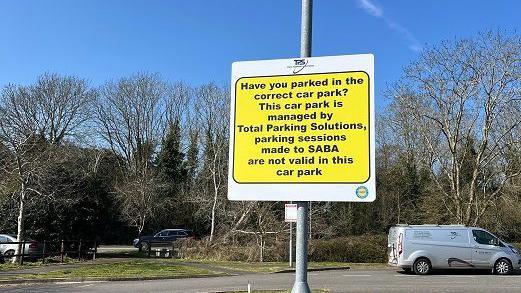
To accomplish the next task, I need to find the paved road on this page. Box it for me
[2,268,521,292]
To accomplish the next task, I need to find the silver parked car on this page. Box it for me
[0,234,42,259]
[388,225,521,275]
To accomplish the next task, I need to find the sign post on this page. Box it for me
[290,220,293,267]
[228,2,375,292]
[294,1,313,291]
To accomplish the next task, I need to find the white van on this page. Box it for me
[388,225,521,275]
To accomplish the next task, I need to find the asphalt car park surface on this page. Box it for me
[2,268,521,293]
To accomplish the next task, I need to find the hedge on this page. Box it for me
[177,234,388,263]
[309,235,387,263]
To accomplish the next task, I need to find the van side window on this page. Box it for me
[472,230,496,245]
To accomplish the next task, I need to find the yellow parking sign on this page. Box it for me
[233,72,370,183]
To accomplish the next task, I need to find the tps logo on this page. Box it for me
[288,59,313,74]
[356,186,368,199]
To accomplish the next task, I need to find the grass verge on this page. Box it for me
[0,258,80,272]
[0,262,43,272]
[0,259,224,281]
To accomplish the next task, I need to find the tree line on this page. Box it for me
[0,32,519,260]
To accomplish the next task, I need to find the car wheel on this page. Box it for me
[494,258,512,275]
[4,250,15,259]
[413,258,431,275]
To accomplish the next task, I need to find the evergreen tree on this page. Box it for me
[185,129,199,188]
[157,119,187,195]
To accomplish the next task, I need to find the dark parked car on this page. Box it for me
[133,229,194,251]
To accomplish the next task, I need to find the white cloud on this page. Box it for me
[357,0,383,17]
[409,44,421,52]
[356,0,421,52]
[385,19,421,52]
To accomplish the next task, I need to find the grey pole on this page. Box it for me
[300,0,313,58]
[292,202,311,292]
[289,201,294,267]
[289,221,293,267]
[292,1,312,292]
[309,202,312,239]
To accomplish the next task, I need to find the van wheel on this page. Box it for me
[413,258,431,275]
[494,258,512,275]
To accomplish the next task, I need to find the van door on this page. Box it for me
[471,229,500,268]
[387,228,399,265]
[440,229,472,268]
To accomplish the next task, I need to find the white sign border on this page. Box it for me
[228,54,375,202]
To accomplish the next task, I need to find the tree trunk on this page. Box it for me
[209,189,218,243]
[260,234,264,262]
[209,158,219,244]
[13,186,26,264]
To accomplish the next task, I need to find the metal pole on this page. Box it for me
[300,0,312,58]
[292,1,312,292]
[309,202,312,239]
[289,201,294,267]
[292,202,311,292]
[289,221,293,267]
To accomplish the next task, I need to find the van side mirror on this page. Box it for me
[494,238,500,246]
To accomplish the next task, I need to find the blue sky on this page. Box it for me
[0,0,519,109]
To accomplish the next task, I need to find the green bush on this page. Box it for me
[309,235,387,263]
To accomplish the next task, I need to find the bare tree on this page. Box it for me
[192,83,230,243]
[33,73,95,144]
[0,73,94,262]
[95,72,168,235]
[165,81,191,129]
[387,32,521,225]
[235,202,284,262]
